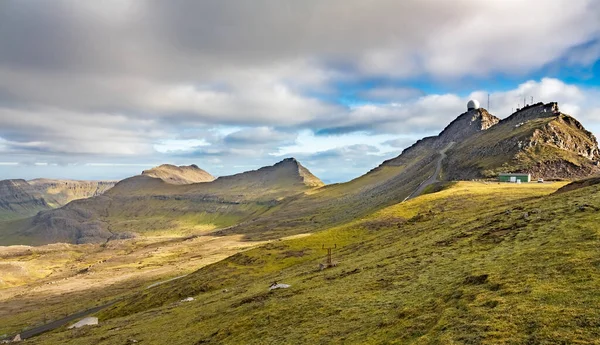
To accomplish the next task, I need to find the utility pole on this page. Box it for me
[531,96,533,104]
[322,244,336,267]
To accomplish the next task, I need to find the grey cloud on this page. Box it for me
[223,127,297,147]
[360,87,425,102]
[382,137,419,148]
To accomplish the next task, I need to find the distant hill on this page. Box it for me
[141,164,215,184]
[0,159,324,245]
[0,179,116,221]
[28,179,117,208]
[0,180,50,221]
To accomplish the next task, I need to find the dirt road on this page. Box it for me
[405,142,455,201]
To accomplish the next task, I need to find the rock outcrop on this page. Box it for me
[438,108,500,144]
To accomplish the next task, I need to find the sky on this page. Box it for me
[0,1,599,183]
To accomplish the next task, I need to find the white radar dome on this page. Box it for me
[467,99,480,111]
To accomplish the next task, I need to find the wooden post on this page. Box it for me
[322,244,336,267]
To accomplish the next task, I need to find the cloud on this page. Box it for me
[360,87,425,102]
[382,137,420,149]
[0,1,599,182]
[223,127,297,146]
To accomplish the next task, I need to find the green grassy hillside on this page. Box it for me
[26,180,600,344]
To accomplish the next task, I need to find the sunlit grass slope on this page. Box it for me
[30,180,600,344]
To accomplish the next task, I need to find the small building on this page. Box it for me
[498,173,531,183]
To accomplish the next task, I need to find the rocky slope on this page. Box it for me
[218,102,599,240]
[443,102,600,180]
[141,164,215,184]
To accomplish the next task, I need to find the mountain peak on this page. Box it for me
[142,164,215,185]
[214,158,324,188]
[438,108,500,143]
[276,158,324,187]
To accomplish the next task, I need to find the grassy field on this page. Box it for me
[19,180,600,344]
[0,234,266,338]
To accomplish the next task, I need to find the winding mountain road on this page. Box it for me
[16,301,117,340]
[405,142,455,201]
[11,272,190,340]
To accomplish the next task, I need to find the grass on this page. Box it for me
[0,234,265,338]
[23,180,600,344]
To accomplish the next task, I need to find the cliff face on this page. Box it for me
[527,114,599,161]
[0,179,116,221]
[28,179,117,207]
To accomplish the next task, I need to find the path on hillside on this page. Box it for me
[405,142,455,201]
[17,301,118,340]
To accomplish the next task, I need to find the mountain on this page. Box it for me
[216,107,501,239]
[0,159,324,245]
[0,180,50,221]
[141,164,215,184]
[443,102,600,180]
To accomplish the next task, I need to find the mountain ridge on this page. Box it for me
[0,158,325,244]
